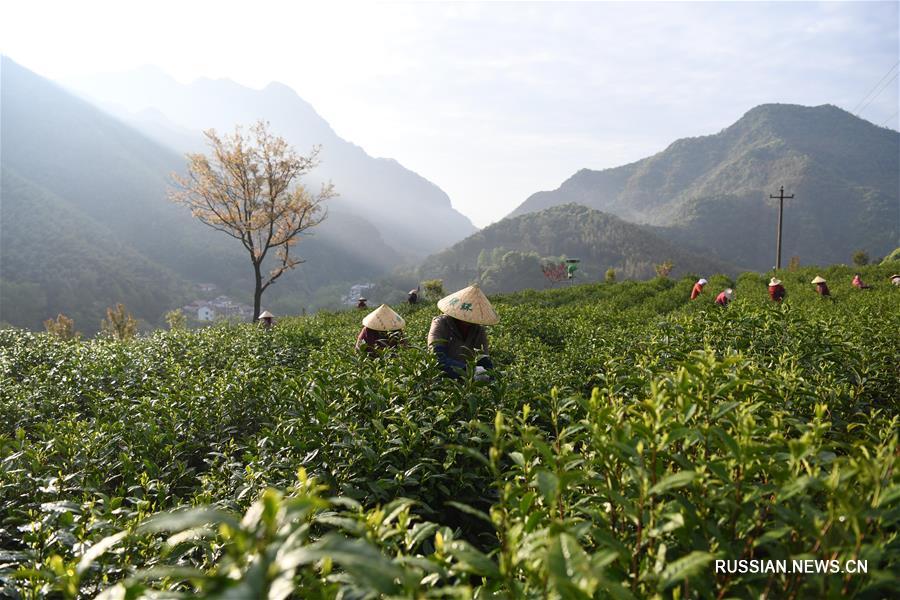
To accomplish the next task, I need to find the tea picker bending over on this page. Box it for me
[768,277,786,302]
[428,283,498,381]
[258,310,275,329]
[812,275,831,297]
[356,304,407,356]
[690,278,708,300]
[715,288,734,307]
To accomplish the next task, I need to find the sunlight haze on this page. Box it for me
[2,0,898,226]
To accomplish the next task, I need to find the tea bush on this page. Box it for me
[1,265,897,598]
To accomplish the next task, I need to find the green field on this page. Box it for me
[1,265,898,599]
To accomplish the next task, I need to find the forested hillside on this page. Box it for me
[0,169,190,330]
[0,58,405,331]
[417,204,735,292]
[511,104,899,269]
[2,263,897,597]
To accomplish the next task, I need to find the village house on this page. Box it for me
[344,283,375,305]
[181,295,252,322]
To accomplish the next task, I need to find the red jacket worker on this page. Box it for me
[690,278,708,300]
[768,278,786,302]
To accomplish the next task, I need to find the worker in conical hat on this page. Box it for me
[428,283,498,380]
[851,273,871,289]
[258,310,275,329]
[690,278,708,300]
[357,297,368,309]
[768,277,786,302]
[407,289,419,304]
[811,275,830,297]
[890,274,900,287]
[355,304,406,356]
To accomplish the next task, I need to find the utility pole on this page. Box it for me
[770,186,794,270]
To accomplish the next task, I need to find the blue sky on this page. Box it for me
[2,1,898,226]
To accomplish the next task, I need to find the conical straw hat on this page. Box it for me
[437,283,499,325]
[258,310,274,319]
[698,278,708,285]
[811,276,826,284]
[362,304,405,331]
[769,277,782,286]
[724,289,734,300]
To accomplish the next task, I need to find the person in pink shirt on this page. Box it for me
[715,288,734,306]
[355,304,407,357]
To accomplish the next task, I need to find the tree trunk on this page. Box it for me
[253,262,263,322]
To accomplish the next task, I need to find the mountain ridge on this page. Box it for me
[416,203,736,294]
[510,103,899,269]
[65,66,477,258]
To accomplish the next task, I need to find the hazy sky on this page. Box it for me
[2,1,898,226]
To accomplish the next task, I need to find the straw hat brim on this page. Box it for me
[811,276,826,284]
[362,304,406,331]
[258,311,274,319]
[769,279,782,286]
[437,284,499,325]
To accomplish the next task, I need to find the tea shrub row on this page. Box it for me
[1,265,898,598]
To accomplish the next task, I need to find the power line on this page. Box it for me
[855,71,899,117]
[851,60,899,115]
[770,186,793,271]
[852,60,899,113]
[880,110,899,127]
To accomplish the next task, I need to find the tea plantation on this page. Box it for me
[1,265,898,599]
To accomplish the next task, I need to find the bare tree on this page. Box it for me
[101,303,137,340]
[170,121,335,319]
[44,314,80,341]
[655,260,674,279]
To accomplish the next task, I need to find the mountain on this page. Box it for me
[0,57,403,331]
[510,104,899,269]
[0,168,191,330]
[66,67,476,258]
[416,203,735,293]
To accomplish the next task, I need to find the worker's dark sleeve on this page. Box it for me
[428,318,466,378]
[474,327,494,370]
